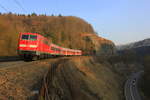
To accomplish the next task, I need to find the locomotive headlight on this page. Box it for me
[29,45,37,48]
[19,44,26,47]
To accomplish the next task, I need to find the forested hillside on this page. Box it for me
[116,38,150,100]
[142,55,150,100]
[0,13,115,56]
[117,38,150,50]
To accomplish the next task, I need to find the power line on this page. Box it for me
[0,3,9,12]
[13,0,27,12]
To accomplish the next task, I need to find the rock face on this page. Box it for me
[90,36,115,56]
[82,34,116,56]
[39,56,123,100]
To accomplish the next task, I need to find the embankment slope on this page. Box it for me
[40,56,124,100]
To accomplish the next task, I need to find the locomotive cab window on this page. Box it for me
[30,35,37,41]
[22,35,29,40]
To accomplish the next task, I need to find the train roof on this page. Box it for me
[20,32,39,35]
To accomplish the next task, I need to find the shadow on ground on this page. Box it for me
[0,56,21,62]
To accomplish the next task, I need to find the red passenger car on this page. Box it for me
[18,33,82,60]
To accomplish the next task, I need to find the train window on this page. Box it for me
[30,35,37,41]
[51,47,54,50]
[51,47,60,51]
[56,48,60,51]
[22,35,29,40]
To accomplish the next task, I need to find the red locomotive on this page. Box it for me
[17,33,82,60]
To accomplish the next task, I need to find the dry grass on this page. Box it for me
[41,56,124,100]
[0,14,114,56]
[0,59,57,100]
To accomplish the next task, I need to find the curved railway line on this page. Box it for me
[0,57,55,69]
[0,61,28,69]
[39,58,68,100]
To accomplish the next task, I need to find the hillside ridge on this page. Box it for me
[117,38,150,50]
[0,14,115,56]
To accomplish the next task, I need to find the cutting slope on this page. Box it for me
[40,56,123,100]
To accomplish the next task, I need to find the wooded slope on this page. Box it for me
[0,14,114,56]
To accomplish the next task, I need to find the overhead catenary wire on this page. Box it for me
[13,0,27,13]
[0,3,9,12]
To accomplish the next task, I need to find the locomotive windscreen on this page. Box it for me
[22,35,29,40]
[30,35,37,41]
[21,35,37,41]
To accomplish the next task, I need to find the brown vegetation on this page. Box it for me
[116,47,150,100]
[39,56,123,100]
[0,59,58,100]
[141,55,150,100]
[0,13,114,56]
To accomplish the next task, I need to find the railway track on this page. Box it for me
[0,60,40,70]
[0,61,26,68]
[0,56,21,62]
[0,57,53,69]
[39,58,68,100]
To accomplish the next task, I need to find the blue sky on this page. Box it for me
[0,0,150,45]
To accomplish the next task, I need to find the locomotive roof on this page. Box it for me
[20,32,39,35]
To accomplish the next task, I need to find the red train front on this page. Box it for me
[18,33,41,60]
[18,32,82,60]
